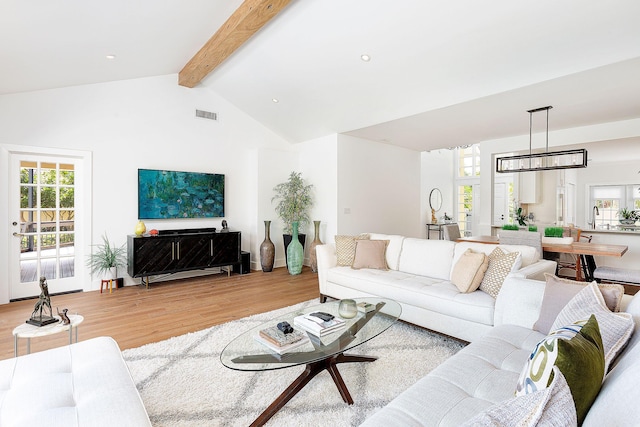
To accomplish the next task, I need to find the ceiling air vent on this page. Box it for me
[195,109,218,121]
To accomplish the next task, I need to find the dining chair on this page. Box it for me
[554,227,592,279]
[442,224,461,241]
[497,229,542,258]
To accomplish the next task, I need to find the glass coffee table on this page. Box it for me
[221,297,401,427]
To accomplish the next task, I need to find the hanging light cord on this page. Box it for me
[545,106,549,153]
[526,106,553,167]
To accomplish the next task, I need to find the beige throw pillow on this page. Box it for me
[534,273,625,334]
[451,249,489,293]
[351,240,389,270]
[479,247,521,298]
[550,281,634,371]
[335,234,369,266]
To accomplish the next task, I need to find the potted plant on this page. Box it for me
[618,208,639,225]
[272,172,314,269]
[515,207,528,227]
[86,234,127,284]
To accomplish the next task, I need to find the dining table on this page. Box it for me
[457,235,628,282]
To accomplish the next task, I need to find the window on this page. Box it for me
[456,185,473,236]
[457,145,480,177]
[590,184,640,228]
[455,144,480,236]
[19,161,75,281]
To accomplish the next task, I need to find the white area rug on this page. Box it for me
[123,299,465,426]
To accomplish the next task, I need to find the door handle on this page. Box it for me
[12,232,25,237]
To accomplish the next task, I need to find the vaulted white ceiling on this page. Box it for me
[2,0,639,152]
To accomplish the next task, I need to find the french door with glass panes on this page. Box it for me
[9,154,84,300]
[456,183,480,237]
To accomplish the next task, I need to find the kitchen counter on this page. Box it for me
[582,226,640,235]
[491,225,640,236]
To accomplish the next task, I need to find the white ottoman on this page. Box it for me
[0,336,151,426]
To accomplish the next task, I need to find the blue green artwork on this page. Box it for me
[138,169,225,219]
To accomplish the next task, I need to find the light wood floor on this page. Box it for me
[0,267,320,361]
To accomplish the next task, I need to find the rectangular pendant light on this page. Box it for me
[495,106,588,173]
[496,148,588,172]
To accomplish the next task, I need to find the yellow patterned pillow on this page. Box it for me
[335,234,369,266]
[479,247,520,298]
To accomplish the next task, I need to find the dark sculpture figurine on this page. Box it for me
[27,276,58,326]
[221,219,229,232]
[57,307,71,325]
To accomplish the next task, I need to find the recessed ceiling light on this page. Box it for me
[272,98,279,103]
[106,54,116,60]
[360,54,371,62]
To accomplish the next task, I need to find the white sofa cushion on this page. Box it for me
[360,324,545,426]
[398,238,455,280]
[326,267,495,325]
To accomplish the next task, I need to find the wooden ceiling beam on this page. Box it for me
[178,0,292,88]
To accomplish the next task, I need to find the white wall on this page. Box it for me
[252,136,338,270]
[298,134,339,257]
[0,74,295,298]
[337,135,421,237]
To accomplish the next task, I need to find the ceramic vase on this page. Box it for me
[309,220,323,273]
[135,220,146,236]
[286,221,304,275]
[260,220,275,272]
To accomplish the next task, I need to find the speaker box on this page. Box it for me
[233,251,251,274]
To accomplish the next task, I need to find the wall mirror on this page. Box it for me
[429,188,443,211]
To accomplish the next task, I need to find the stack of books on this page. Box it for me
[293,314,346,337]
[254,326,309,355]
[357,302,375,313]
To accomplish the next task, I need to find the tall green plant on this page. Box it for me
[86,234,127,277]
[272,172,314,235]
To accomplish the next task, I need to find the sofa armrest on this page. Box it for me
[316,243,337,295]
[510,259,557,281]
[494,277,546,329]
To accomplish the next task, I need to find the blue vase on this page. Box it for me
[287,221,304,275]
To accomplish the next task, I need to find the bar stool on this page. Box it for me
[100,279,113,294]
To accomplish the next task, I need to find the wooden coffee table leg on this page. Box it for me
[250,361,323,427]
[250,353,377,427]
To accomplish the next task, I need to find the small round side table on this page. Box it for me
[12,314,84,357]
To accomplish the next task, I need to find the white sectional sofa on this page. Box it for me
[316,233,557,342]
[0,337,151,426]
[360,277,640,426]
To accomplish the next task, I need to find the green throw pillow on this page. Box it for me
[515,314,605,425]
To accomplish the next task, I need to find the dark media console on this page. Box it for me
[127,228,242,285]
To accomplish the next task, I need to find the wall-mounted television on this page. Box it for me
[138,169,225,219]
